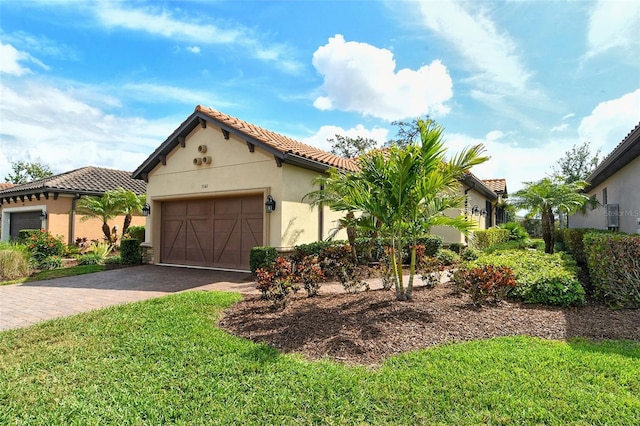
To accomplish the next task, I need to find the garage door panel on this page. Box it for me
[161,195,263,270]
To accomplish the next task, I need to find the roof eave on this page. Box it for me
[463,174,498,200]
[586,124,640,189]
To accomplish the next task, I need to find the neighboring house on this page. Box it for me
[431,175,508,245]
[0,183,16,236]
[133,105,507,270]
[0,167,146,244]
[569,122,640,234]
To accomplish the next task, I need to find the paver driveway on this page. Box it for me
[0,265,257,331]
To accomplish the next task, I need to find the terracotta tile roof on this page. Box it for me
[0,183,16,190]
[196,106,358,172]
[482,178,507,194]
[0,166,146,196]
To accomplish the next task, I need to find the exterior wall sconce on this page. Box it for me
[265,195,276,213]
[39,210,47,221]
[142,203,151,216]
[471,205,479,215]
[479,208,488,217]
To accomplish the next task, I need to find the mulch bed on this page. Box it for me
[219,284,640,366]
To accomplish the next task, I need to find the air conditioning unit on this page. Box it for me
[605,204,619,228]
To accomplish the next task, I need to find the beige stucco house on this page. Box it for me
[569,122,640,234]
[0,167,146,244]
[133,105,508,270]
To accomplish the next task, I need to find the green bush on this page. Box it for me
[461,247,480,261]
[105,255,122,265]
[416,235,443,257]
[17,229,40,244]
[293,240,347,259]
[24,229,66,264]
[0,247,30,280]
[249,246,278,273]
[451,264,517,306]
[472,228,511,250]
[39,255,63,270]
[470,250,585,307]
[447,243,464,254]
[498,222,529,241]
[584,232,640,308]
[120,238,142,265]
[126,225,145,242]
[77,253,105,265]
[483,240,531,254]
[435,248,460,266]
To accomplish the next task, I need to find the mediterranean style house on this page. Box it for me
[133,105,507,270]
[0,167,146,244]
[569,122,640,234]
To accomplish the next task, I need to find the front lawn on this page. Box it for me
[1,291,638,425]
[0,264,106,286]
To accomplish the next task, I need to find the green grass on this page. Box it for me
[0,264,106,286]
[1,292,638,425]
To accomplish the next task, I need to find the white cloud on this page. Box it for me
[93,3,302,73]
[301,123,389,153]
[562,113,575,121]
[587,0,640,57]
[119,82,233,108]
[0,42,49,76]
[312,34,453,121]
[550,123,569,132]
[415,1,550,121]
[186,46,201,54]
[578,89,640,153]
[0,81,178,179]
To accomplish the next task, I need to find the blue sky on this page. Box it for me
[1,0,639,193]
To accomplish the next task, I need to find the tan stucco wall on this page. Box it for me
[430,185,487,245]
[0,195,143,244]
[570,155,640,234]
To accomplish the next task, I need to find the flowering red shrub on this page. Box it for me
[452,264,517,306]
[255,256,299,309]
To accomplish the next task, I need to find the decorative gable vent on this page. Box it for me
[605,204,619,228]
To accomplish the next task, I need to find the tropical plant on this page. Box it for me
[512,178,594,254]
[76,192,121,243]
[305,119,488,301]
[110,188,146,235]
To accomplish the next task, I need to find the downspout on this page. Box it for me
[318,184,324,241]
[68,194,81,245]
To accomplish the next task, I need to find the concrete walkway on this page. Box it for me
[0,265,259,331]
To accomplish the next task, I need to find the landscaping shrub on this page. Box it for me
[126,225,145,242]
[498,222,529,241]
[87,241,113,261]
[105,255,122,265]
[447,243,464,254]
[0,247,30,280]
[322,244,369,292]
[24,229,66,265]
[77,253,105,265]
[584,232,640,308]
[17,229,39,244]
[461,246,480,261]
[249,246,278,273]
[293,240,347,259]
[416,235,443,257]
[472,228,511,250]
[435,248,460,266]
[120,238,142,265]
[470,250,585,306]
[482,240,531,254]
[354,235,441,263]
[296,255,325,297]
[255,257,299,309]
[39,255,63,270]
[419,256,446,288]
[451,264,517,306]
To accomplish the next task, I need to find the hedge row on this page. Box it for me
[471,228,510,250]
[583,232,640,308]
[470,250,585,306]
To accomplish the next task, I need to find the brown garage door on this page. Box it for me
[160,195,263,270]
[10,211,42,241]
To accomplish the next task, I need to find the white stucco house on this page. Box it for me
[569,122,640,234]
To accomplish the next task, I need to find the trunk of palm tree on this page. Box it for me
[406,244,417,300]
[541,207,555,254]
[101,222,112,243]
[123,214,132,235]
[391,243,406,301]
[345,211,357,262]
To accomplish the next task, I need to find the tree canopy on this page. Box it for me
[329,135,379,159]
[307,119,488,301]
[552,141,600,183]
[4,160,54,184]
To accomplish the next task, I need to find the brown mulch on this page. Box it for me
[219,284,640,366]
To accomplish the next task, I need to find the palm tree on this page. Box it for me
[306,119,488,301]
[76,192,121,243]
[512,178,593,254]
[110,188,146,235]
